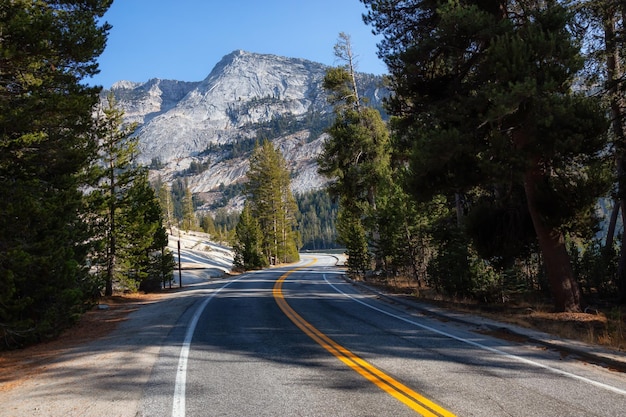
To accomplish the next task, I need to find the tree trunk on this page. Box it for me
[604,10,626,304]
[404,216,422,290]
[105,159,116,297]
[606,200,619,250]
[523,164,581,312]
[105,234,115,297]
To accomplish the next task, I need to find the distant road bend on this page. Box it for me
[141,254,626,417]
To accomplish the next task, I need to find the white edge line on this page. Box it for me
[322,273,626,397]
[172,278,243,417]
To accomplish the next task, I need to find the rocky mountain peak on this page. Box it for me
[105,50,387,211]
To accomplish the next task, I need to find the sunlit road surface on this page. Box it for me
[141,254,626,416]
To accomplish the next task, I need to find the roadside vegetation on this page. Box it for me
[313,1,626,350]
[0,1,173,349]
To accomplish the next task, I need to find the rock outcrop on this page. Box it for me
[104,50,386,210]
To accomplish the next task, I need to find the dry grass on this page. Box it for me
[362,276,626,352]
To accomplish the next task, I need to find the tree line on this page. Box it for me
[0,1,173,349]
[315,1,626,314]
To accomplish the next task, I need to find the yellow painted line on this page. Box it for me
[273,259,456,417]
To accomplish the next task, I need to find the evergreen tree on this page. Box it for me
[336,198,371,275]
[119,171,173,292]
[89,97,173,294]
[155,176,175,234]
[199,213,217,237]
[362,0,610,312]
[233,202,267,270]
[245,140,300,264]
[582,0,626,302]
[181,180,197,231]
[0,0,112,347]
[296,190,340,250]
[318,32,391,274]
[89,95,140,296]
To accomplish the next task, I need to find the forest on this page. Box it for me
[314,0,626,319]
[3,0,626,350]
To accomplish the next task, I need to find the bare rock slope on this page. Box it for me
[105,50,386,208]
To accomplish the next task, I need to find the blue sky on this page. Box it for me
[88,0,387,88]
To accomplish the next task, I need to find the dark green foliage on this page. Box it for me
[89,98,173,295]
[214,208,240,231]
[89,100,174,294]
[317,37,392,275]
[0,0,112,348]
[244,140,301,265]
[336,199,371,275]
[89,96,141,296]
[296,190,340,250]
[233,202,268,270]
[118,171,174,293]
[199,213,217,236]
[170,178,186,220]
[184,160,211,176]
[464,190,537,269]
[181,183,197,231]
[570,241,619,298]
[427,220,474,297]
[150,157,165,169]
[170,177,202,221]
[254,112,332,143]
[212,208,240,244]
[209,182,246,210]
[373,181,435,285]
[362,0,610,311]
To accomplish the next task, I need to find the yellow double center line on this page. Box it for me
[272,260,456,417]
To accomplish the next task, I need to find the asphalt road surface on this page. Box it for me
[138,254,626,417]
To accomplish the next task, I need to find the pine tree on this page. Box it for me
[336,198,371,275]
[582,0,626,302]
[233,201,267,270]
[0,0,112,347]
[89,95,140,296]
[89,97,173,294]
[199,213,217,237]
[181,181,197,231]
[155,176,175,234]
[120,170,173,292]
[245,140,300,264]
[318,32,391,274]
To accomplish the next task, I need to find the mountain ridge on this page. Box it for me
[104,50,387,211]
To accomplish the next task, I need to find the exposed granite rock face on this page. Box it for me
[103,50,387,209]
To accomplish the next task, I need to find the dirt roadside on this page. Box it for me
[0,289,194,417]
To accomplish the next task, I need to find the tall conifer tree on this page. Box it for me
[233,201,267,270]
[90,96,140,296]
[0,0,112,347]
[318,33,391,274]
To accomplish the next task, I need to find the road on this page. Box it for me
[139,254,626,416]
